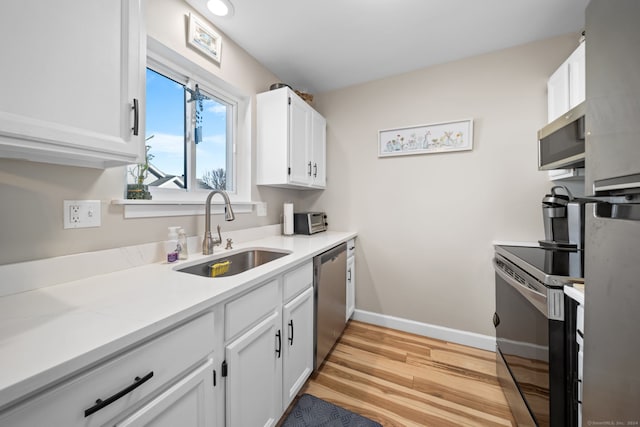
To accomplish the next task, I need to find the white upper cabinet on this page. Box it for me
[567,43,586,110]
[288,94,312,186]
[310,110,327,188]
[257,87,327,189]
[547,42,586,123]
[0,0,145,168]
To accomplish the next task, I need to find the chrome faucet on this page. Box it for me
[202,190,235,255]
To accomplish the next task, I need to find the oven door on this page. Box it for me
[494,256,566,427]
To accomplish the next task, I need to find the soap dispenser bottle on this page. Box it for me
[166,226,181,262]
[178,228,188,260]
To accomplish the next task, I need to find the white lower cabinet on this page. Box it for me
[115,358,215,427]
[0,260,319,427]
[0,312,216,427]
[225,311,282,427]
[346,239,356,320]
[282,286,314,408]
[222,262,314,426]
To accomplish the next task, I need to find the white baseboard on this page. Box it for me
[351,309,496,352]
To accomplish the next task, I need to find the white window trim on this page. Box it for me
[113,36,253,219]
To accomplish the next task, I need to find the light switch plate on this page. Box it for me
[64,200,101,229]
[256,202,267,217]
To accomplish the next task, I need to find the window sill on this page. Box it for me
[111,199,255,219]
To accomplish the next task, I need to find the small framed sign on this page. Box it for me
[378,119,473,157]
[187,13,222,64]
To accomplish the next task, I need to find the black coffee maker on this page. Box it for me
[539,186,586,250]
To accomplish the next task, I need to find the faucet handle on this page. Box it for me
[225,238,233,250]
[213,224,222,246]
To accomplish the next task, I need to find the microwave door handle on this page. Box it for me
[493,259,549,318]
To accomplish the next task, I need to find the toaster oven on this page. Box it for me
[293,212,327,235]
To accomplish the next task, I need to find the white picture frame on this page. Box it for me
[187,13,222,64]
[378,119,474,157]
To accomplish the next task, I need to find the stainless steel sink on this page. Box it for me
[176,249,290,278]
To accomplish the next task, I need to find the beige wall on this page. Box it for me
[0,0,302,265]
[302,34,580,336]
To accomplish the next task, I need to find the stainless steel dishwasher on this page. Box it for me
[313,242,347,371]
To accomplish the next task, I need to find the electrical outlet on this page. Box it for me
[64,200,101,229]
[256,202,267,217]
[69,204,80,223]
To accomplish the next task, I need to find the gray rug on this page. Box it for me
[281,394,382,427]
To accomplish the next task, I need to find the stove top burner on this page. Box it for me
[496,245,583,284]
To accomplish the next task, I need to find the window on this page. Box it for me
[129,67,235,193]
[120,39,252,218]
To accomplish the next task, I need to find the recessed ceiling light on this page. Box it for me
[207,0,234,17]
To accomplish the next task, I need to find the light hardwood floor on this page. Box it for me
[298,320,516,426]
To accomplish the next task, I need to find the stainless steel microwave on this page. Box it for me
[538,102,586,170]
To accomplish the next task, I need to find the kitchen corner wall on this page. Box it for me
[0,0,301,266]
[302,34,580,336]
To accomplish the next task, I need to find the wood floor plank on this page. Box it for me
[314,361,513,427]
[289,320,516,426]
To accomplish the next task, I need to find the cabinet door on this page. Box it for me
[311,110,327,188]
[547,63,570,123]
[225,311,282,427]
[115,359,215,427]
[288,94,312,186]
[0,0,144,168]
[282,286,314,409]
[346,256,356,320]
[568,43,586,110]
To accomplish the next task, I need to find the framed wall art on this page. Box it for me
[187,13,222,64]
[378,119,473,157]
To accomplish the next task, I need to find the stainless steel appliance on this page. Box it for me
[585,1,640,196]
[493,245,582,426]
[582,1,640,422]
[294,212,328,235]
[583,203,640,422]
[313,243,347,370]
[540,186,588,251]
[538,102,585,171]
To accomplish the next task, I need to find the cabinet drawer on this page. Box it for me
[225,279,279,340]
[283,262,313,302]
[0,311,214,427]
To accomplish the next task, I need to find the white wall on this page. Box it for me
[302,34,580,336]
[0,0,301,265]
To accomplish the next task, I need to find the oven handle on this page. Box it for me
[493,259,549,318]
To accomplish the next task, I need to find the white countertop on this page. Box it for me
[0,230,356,410]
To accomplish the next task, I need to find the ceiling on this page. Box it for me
[187,0,588,94]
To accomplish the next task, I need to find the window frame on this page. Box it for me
[115,37,253,218]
